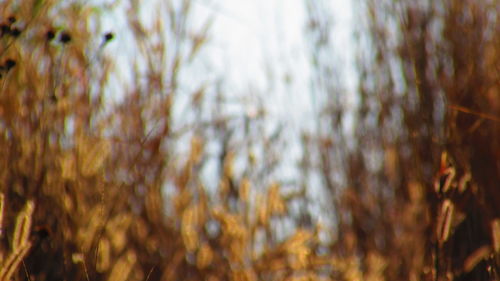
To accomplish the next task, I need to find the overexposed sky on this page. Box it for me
[99,0,356,232]
[189,0,356,231]
[100,0,355,128]
[192,0,355,128]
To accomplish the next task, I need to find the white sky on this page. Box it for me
[187,0,356,186]
[192,0,356,128]
[99,0,356,234]
[100,0,356,128]
[188,0,356,231]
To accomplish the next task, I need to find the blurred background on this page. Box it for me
[0,0,498,280]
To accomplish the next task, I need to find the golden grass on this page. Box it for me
[0,0,498,280]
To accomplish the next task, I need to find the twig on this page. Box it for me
[449,104,500,123]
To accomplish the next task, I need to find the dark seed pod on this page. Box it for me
[50,94,58,103]
[33,225,51,240]
[4,59,16,70]
[46,30,55,41]
[10,28,21,37]
[59,32,71,43]
[104,32,114,42]
[0,24,9,36]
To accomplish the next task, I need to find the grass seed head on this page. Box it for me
[59,31,71,43]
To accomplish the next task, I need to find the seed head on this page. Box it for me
[46,30,55,41]
[104,32,114,42]
[0,24,9,36]
[10,28,21,37]
[59,32,71,43]
[4,59,16,70]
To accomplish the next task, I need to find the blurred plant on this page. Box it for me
[305,0,499,280]
[0,194,34,281]
[0,0,330,280]
[4,0,496,279]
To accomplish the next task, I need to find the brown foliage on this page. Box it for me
[306,0,499,280]
[0,1,330,280]
[1,0,498,280]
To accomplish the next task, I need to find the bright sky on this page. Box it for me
[101,0,356,129]
[188,0,356,184]
[100,0,356,233]
[192,0,356,128]
[188,0,356,232]
[85,0,358,244]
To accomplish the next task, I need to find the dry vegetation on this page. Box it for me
[304,0,499,280]
[0,0,498,281]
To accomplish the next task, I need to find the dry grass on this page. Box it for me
[0,0,498,280]
[304,0,499,280]
[0,1,330,280]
